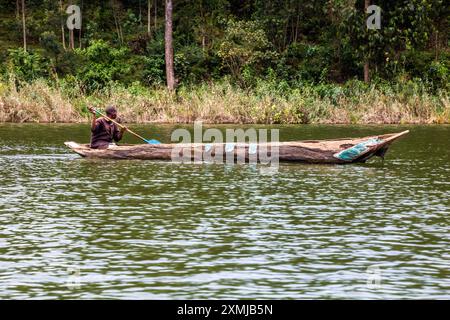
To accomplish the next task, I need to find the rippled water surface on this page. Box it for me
[0,124,449,299]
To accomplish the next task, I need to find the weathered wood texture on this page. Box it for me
[65,131,409,164]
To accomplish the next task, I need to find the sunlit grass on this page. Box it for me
[0,77,448,124]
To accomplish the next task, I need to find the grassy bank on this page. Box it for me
[0,78,449,124]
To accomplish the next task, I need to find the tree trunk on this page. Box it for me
[112,0,123,44]
[79,0,83,48]
[70,29,74,49]
[60,0,66,49]
[118,20,124,43]
[139,0,142,26]
[199,1,205,51]
[147,0,151,37]
[435,31,439,60]
[154,0,157,30]
[364,0,370,83]
[21,0,27,52]
[16,0,20,19]
[164,0,175,90]
[294,3,299,43]
[364,63,370,83]
[67,0,74,49]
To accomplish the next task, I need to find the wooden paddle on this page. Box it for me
[91,108,161,144]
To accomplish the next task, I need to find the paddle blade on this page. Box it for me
[145,139,161,144]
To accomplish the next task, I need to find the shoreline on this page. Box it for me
[1,120,449,125]
[1,79,449,125]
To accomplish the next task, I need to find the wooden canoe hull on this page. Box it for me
[64,130,409,164]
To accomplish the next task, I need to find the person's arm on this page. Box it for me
[91,115,97,131]
[113,123,127,142]
[88,106,96,130]
[88,107,101,132]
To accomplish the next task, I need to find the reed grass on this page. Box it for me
[0,78,448,124]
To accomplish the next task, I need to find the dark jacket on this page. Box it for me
[90,118,123,149]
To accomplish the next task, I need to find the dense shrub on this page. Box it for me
[218,20,278,87]
[141,54,165,86]
[283,42,334,83]
[73,40,132,92]
[7,48,50,82]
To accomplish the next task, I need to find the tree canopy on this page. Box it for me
[0,0,448,92]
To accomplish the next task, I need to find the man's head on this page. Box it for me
[105,105,117,119]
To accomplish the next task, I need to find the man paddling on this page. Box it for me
[88,106,127,149]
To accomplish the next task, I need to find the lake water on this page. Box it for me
[0,124,449,299]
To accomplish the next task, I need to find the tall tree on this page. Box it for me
[111,0,124,43]
[364,0,370,83]
[79,0,83,48]
[60,0,66,50]
[68,0,75,49]
[154,0,157,30]
[139,0,142,26]
[21,0,27,51]
[147,0,151,37]
[165,0,175,90]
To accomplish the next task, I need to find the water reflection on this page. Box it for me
[0,124,449,299]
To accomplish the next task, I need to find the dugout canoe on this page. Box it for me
[64,130,409,164]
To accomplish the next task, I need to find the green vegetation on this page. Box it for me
[0,0,448,123]
[1,77,448,124]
